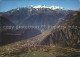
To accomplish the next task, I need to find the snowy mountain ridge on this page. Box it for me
[16,5,64,11]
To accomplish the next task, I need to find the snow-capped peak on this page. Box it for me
[14,5,64,11]
[30,5,64,10]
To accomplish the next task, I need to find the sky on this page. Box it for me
[0,0,80,12]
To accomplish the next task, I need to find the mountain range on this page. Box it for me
[0,5,74,27]
[0,5,80,48]
[0,5,80,57]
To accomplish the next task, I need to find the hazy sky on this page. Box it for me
[0,0,80,12]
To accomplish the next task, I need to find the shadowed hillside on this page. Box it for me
[0,16,15,46]
[0,28,41,46]
[0,16,14,27]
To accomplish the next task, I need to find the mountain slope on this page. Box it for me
[0,16,15,46]
[0,28,41,46]
[0,16,14,26]
[40,11,80,48]
[0,6,74,26]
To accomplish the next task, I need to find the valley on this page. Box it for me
[0,5,80,57]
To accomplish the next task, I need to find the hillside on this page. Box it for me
[0,28,41,46]
[0,16,14,27]
[0,16,15,46]
[0,28,80,57]
[40,11,80,48]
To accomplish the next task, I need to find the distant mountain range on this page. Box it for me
[0,5,74,27]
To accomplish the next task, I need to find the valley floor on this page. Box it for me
[0,29,80,57]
